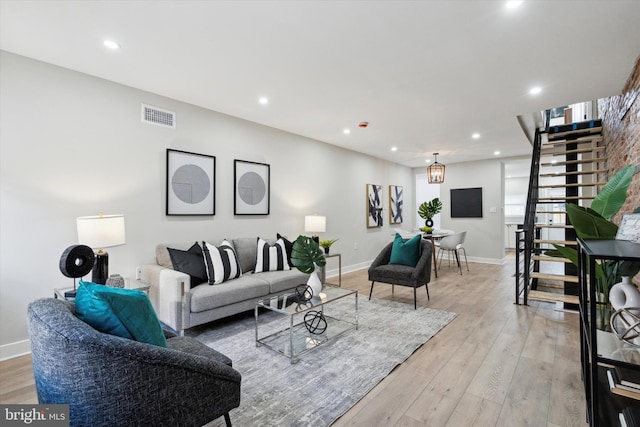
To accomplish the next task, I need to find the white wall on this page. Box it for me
[415,173,441,230]
[414,158,506,264]
[0,51,415,358]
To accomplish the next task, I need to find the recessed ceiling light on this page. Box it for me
[472,133,480,139]
[425,159,431,163]
[551,159,557,164]
[103,40,120,49]
[506,1,523,9]
[343,128,351,135]
[391,146,398,152]
[494,151,501,155]
[529,86,542,95]
[258,97,269,105]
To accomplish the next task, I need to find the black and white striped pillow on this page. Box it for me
[202,240,242,285]
[254,238,290,273]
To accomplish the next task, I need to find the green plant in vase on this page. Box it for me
[418,198,442,231]
[546,165,640,329]
[291,235,327,297]
[319,239,338,254]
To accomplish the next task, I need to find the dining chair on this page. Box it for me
[436,231,469,275]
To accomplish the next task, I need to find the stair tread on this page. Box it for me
[534,224,573,228]
[536,210,567,214]
[540,157,606,166]
[540,169,607,177]
[547,125,602,140]
[532,255,571,263]
[537,182,606,188]
[541,146,605,156]
[538,196,595,201]
[531,272,579,283]
[534,239,577,245]
[528,290,580,305]
[542,134,603,145]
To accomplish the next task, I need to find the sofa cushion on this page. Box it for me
[255,238,290,273]
[389,233,421,267]
[75,281,167,347]
[167,242,207,287]
[190,275,271,312]
[254,269,309,294]
[231,237,259,273]
[156,242,199,269]
[203,240,242,285]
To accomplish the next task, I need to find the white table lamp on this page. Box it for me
[77,214,126,284]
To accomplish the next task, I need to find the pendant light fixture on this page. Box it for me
[427,153,445,184]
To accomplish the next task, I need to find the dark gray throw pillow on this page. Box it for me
[167,242,207,287]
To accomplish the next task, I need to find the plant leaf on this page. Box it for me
[590,165,634,219]
[566,204,618,239]
[620,261,640,279]
[291,235,326,274]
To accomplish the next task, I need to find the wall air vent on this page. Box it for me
[141,104,176,129]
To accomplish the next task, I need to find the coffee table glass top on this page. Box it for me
[255,285,358,363]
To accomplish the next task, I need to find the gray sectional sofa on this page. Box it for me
[141,237,309,335]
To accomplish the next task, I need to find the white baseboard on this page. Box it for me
[0,339,31,361]
[467,256,504,265]
[325,260,371,280]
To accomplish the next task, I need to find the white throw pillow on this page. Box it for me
[202,240,242,285]
[254,238,290,273]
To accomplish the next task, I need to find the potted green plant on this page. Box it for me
[546,165,640,329]
[418,197,443,232]
[291,235,327,297]
[319,239,338,254]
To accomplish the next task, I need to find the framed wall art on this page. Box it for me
[616,214,640,243]
[166,149,215,215]
[367,184,383,228]
[234,160,270,215]
[389,185,403,224]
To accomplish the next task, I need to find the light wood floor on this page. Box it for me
[0,257,588,427]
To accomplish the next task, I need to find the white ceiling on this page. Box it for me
[2,0,639,168]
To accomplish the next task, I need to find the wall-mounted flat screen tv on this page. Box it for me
[451,187,483,218]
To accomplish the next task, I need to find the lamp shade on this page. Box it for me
[304,215,326,233]
[427,153,446,184]
[77,214,126,249]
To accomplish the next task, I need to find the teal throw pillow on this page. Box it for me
[75,281,167,347]
[389,233,422,267]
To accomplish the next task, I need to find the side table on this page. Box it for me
[54,279,150,301]
[321,253,342,287]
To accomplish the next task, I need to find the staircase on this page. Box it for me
[516,117,605,307]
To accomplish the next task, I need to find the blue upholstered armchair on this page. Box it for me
[28,298,241,427]
[368,237,432,309]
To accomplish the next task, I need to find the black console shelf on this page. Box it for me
[577,238,640,426]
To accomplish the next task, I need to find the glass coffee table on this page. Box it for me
[255,286,358,363]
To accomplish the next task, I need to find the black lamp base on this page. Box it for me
[92,252,109,284]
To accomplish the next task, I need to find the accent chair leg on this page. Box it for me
[369,281,375,300]
[392,284,395,296]
[224,413,232,427]
[413,287,417,309]
[425,283,430,301]
[455,250,462,275]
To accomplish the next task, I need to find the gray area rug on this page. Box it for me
[190,295,457,427]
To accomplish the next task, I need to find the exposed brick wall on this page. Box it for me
[598,55,640,224]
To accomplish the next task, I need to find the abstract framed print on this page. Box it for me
[166,149,215,215]
[389,185,403,224]
[367,184,383,228]
[234,160,270,215]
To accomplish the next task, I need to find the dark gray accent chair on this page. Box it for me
[368,238,432,309]
[28,298,241,427]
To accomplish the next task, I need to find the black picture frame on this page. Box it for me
[389,185,403,224]
[166,149,215,215]
[450,187,483,218]
[367,184,383,228]
[234,159,270,215]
